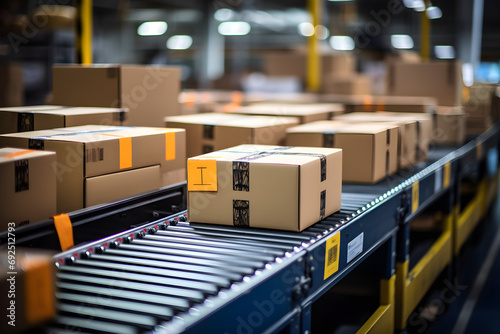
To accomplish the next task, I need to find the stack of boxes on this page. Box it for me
[464,83,500,135]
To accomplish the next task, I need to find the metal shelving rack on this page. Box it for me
[1,126,498,334]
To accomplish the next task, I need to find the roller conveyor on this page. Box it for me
[47,191,382,334]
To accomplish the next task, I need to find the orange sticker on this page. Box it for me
[22,258,55,323]
[188,159,218,191]
[165,132,176,160]
[53,213,74,251]
[443,162,451,188]
[119,137,132,169]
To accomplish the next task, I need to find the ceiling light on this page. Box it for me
[214,8,235,22]
[435,45,455,59]
[218,21,251,36]
[329,36,355,51]
[315,25,329,40]
[391,34,414,49]
[166,35,193,50]
[298,22,314,37]
[426,6,442,19]
[137,21,167,36]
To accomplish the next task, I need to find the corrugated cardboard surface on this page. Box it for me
[0,148,56,229]
[0,63,24,107]
[321,74,372,95]
[286,121,398,183]
[227,103,344,124]
[433,107,466,146]
[334,113,419,169]
[387,60,464,106]
[0,125,186,213]
[187,145,342,231]
[85,165,161,207]
[52,65,181,127]
[0,105,127,134]
[165,113,299,157]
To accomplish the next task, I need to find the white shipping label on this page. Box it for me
[434,167,443,194]
[347,232,364,263]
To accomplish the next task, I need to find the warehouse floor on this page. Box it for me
[425,184,500,334]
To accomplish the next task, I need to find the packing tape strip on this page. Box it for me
[20,256,55,323]
[3,150,37,158]
[53,213,74,251]
[165,132,176,161]
[99,133,133,169]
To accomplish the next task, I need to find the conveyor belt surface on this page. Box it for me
[49,193,379,333]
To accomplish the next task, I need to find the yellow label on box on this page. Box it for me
[412,181,419,213]
[443,162,451,189]
[323,231,340,280]
[165,132,176,161]
[188,159,218,192]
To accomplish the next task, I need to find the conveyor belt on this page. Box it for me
[49,193,379,333]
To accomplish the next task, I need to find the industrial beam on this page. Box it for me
[307,0,322,92]
[75,0,93,64]
[420,0,430,61]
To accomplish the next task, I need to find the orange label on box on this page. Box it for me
[119,137,132,169]
[3,150,37,158]
[188,159,218,191]
[165,132,176,161]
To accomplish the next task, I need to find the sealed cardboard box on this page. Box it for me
[286,121,398,183]
[0,105,128,134]
[52,64,181,126]
[387,60,464,106]
[187,145,342,231]
[226,103,344,124]
[0,249,56,333]
[0,148,56,229]
[319,94,437,113]
[165,113,299,158]
[334,113,420,168]
[322,74,372,95]
[0,125,185,213]
[432,106,466,146]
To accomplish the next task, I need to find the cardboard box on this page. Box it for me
[334,113,420,169]
[0,105,128,134]
[322,74,372,95]
[0,249,56,333]
[52,64,181,127]
[165,113,299,158]
[86,165,161,207]
[387,60,464,106]
[432,106,466,146]
[0,148,57,229]
[286,121,398,183]
[0,63,24,107]
[263,51,355,78]
[227,103,344,124]
[0,125,186,212]
[319,95,437,113]
[187,145,342,231]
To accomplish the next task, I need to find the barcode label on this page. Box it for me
[327,244,338,266]
[86,148,104,163]
[323,231,340,280]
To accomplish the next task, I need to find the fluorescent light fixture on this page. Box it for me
[218,21,251,36]
[391,34,414,49]
[297,22,314,37]
[166,35,193,50]
[426,6,442,19]
[462,63,474,87]
[137,21,167,36]
[329,35,355,51]
[214,8,234,22]
[315,25,329,40]
[435,45,455,59]
[406,0,426,11]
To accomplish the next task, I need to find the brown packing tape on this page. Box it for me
[19,256,55,323]
[53,213,74,251]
